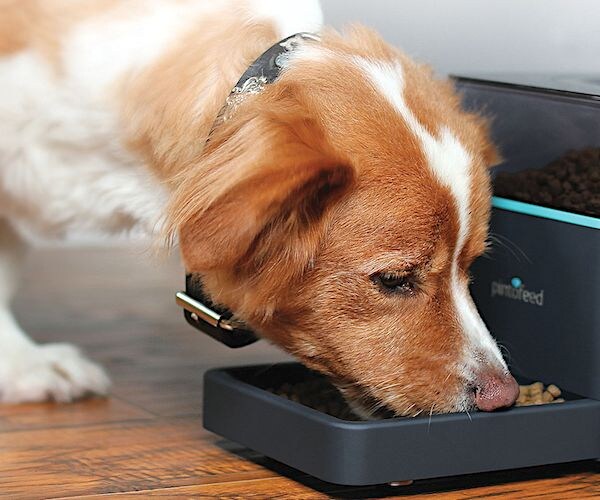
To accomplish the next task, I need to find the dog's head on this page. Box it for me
[170,26,518,418]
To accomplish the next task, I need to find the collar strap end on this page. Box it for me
[175,286,258,348]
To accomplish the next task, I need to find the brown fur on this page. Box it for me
[2,0,502,415]
[121,13,280,180]
[143,26,500,416]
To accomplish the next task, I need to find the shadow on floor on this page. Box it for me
[217,441,599,499]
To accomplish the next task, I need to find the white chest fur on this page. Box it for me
[0,49,167,238]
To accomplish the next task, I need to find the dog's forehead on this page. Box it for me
[287,38,491,265]
[356,58,473,248]
[352,60,477,250]
[291,47,474,212]
[326,181,454,263]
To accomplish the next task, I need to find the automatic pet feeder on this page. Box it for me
[199,75,600,486]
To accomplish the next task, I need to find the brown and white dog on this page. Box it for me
[0,0,519,417]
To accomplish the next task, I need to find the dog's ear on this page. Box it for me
[170,111,355,274]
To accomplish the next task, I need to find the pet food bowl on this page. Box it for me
[204,363,599,486]
[202,75,600,486]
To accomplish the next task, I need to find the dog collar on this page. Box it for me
[175,275,257,348]
[176,32,319,348]
[211,32,319,131]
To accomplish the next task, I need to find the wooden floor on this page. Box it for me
[1,246,598,499]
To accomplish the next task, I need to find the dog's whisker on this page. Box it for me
[489,232,531,263]
[497,233,531,263]
[497,342,513,364]
[427,403,436,431]
[488,233,521,262]
[465,406,473,422]
[401,403,417,417]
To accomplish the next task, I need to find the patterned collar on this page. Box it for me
[176,32,320,348]
[211,32,319,131]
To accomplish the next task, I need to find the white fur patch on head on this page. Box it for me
[354,58,471,243]
[356,58,505,377]
[286,42,329,65]
[452,278,506,370]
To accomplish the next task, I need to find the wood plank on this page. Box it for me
[47,466,600,499]
[0,417,288,498]
[12,246,290,420]
[0,396,152,432]
[59,477,331,499]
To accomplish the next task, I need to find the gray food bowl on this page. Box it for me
[204,363,600,486]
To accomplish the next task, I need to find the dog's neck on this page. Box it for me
[121,18,282,183]
[174,32,318,347]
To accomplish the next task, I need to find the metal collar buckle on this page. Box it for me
[176,276,258,348]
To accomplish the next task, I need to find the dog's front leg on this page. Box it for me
[0,219,110,403]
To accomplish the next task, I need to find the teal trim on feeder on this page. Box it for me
[491,197,600,230]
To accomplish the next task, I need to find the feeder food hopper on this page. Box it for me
[202,75,600,486]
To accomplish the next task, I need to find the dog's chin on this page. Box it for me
[345,395,396,420]
[336,382,474,420]
[334,383,399,420]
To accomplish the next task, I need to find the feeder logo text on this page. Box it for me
[490,277,544,307]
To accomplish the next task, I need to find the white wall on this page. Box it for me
[321,0,600,75]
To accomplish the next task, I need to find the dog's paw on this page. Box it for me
[0,343,110,403]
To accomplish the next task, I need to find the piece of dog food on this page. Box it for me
[542,390,554,403]
[514,382,564,407]
[546,384,562,398]
[494,147,600,217]
[529,381,544,397]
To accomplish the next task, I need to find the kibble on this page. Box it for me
[515,382,564,407]
[494,147,600,217]
[268,377,565,419]
[547,384,562,398]
[267,377,362,420]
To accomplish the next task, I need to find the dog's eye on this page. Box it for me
[372,272,416,295]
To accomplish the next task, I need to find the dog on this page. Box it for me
[0,0,519,417]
